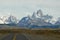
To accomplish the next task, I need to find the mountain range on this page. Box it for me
[0,15,17,24]
[0,9,60,29]
[17,9,60,28]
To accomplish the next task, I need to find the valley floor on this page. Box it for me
[0,29,60,40]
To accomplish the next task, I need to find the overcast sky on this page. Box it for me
[0,0,60,19]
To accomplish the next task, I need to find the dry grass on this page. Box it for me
[0,29,60,40]
[0,29,60,35]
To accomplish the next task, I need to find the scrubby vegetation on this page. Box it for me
[0,29,60,35]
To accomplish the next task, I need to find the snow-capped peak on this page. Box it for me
[36,9,43,17]
[4,15,17,24]
[18,9,54,27]
[32,9,43,18]
[0,15,18,24]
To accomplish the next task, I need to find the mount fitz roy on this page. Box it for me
[0,9,60,28]
[18,9,60,28]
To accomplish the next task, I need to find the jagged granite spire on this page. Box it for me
[36,9,43,17]
[4,15,17,24]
